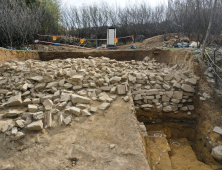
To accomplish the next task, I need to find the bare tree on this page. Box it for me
[201,0,218,59]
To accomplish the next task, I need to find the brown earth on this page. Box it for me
[1,45,222,169]
[0,48,39,64]
[0,95,150,170]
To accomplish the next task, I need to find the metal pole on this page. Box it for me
[96,35,98,48]
[214,49,217,86]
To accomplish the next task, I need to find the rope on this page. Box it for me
[153,146,170,170]
[149,135,181,170]
[205,50,222,72]
[38,41,135,50]
[37,34,133,41]
[204,51,222,82]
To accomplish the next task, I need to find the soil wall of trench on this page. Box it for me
[0,48,39,64]
[38,49,194,70]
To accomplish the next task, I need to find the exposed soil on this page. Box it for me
[0,96,149,170]
[0,48,39,64]
[0,46,222,170]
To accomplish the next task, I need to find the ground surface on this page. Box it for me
[1,40,222,170]
[0,96,149,170]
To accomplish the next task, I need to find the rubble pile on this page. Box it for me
[0,56,198,140]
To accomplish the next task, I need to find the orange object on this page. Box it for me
[114,38,118,43]
[53,36,57,41]
[80,39,84,44]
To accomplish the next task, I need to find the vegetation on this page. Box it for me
[0,0,222,48]
[61,0,222,44]
[0,0,61,48]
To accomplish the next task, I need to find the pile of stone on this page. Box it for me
[0,56,198,140]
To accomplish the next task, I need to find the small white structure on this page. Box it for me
[107,27,116,46]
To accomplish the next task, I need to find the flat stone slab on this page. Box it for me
[29,76,44,82]
[27,120,43,130]
[99,102,110,110]
[117,85,126,95]
[4,110,19,117]
[69,107,81,116]
[212,145,222,161]
[181,84,195,93]
[213,126,222,135]
[71,75,84,81]
[71,94,91,104]
[6,94,22,107]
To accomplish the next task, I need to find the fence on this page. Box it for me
[204,48,222,89]
[37,34,135,50]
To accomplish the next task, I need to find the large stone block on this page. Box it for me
[110,77,121,83]
[99,102,110,110]
[28,104,38,112]
[181,84,195,92]
[60,92,71,102]
[212,145,222,161]
[46,82,59,88]
[4,110,19,117]
[146,89,159,96]
[0,89,9,94]
[134,94,143,100]
[128,74,136,83]
[141,104,153,108]
[33,112,44,120]
[173,91,183,100]
[185,78,197,85]
[15,120,25,128]
[35,83,46,90]
[63,115,72,125]
[69,107,81,116]
[163,106,172,112]
[213,126,222,135]
[71,94,91,104]
[29,76,44,82]
[27,120,43,130]
[82,109,91,116]
[11,132,25,141]
[71,75,84,81]
[162,95,170,102]
[6,93,23,107]
[43,99,53,111]
[117,85,126,95]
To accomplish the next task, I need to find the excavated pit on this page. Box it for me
[0,48,222,169]
[38,49,222,169]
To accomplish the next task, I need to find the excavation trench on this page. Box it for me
[137,109,201,170]
[38,49,218,169]
[0,48,220,169]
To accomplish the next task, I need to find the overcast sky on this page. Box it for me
[61,0,167,8]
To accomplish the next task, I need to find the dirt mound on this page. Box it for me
[119,33,191,50]
[118,35,165,50]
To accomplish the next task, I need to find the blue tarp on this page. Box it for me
[129,45,137,49]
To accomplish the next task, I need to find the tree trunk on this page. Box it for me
[201,0,218,59]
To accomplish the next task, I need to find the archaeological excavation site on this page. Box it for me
[0,47,222,170]
[1,0,222,169]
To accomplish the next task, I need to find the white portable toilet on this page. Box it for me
[107,27,116,47]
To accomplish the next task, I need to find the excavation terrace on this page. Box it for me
[0,48,222,170]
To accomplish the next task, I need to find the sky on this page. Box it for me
[61,0,167,8]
